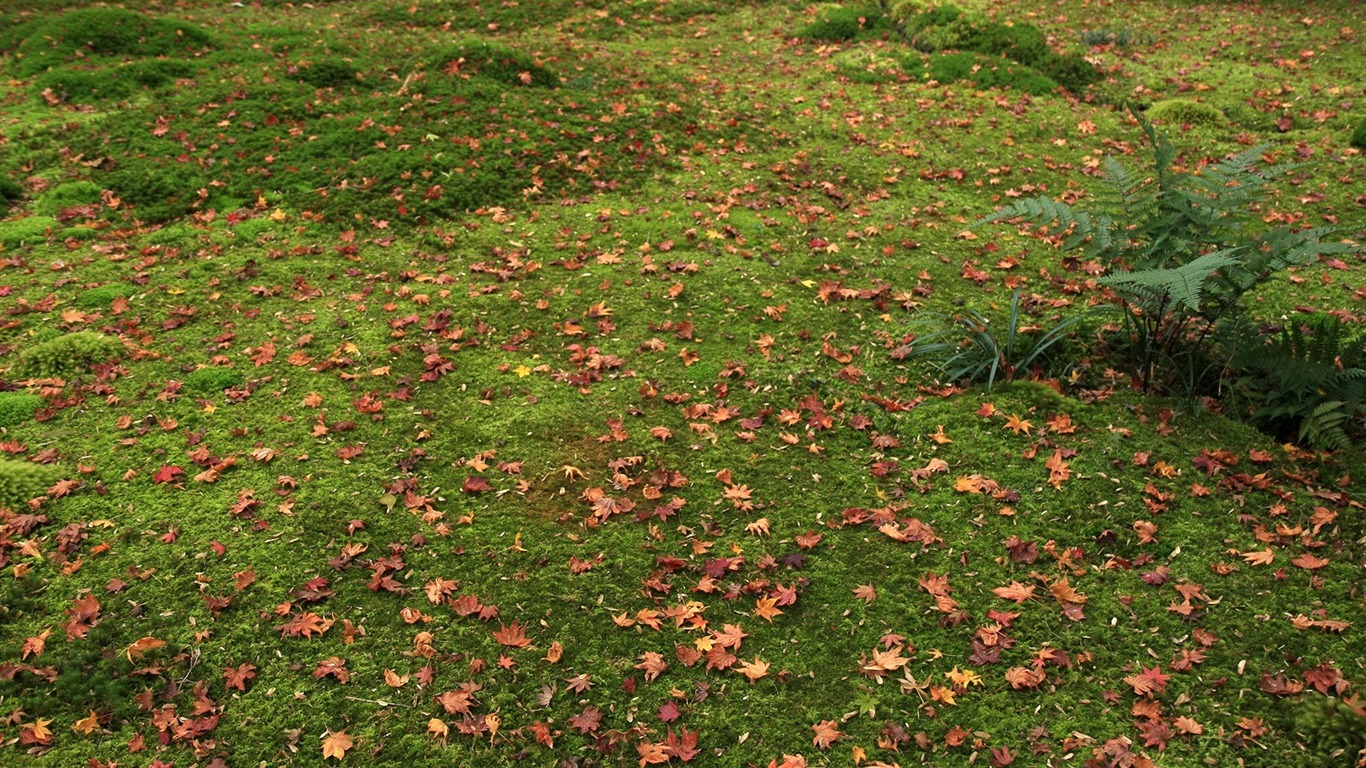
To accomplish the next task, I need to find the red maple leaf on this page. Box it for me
[1125,665,1170,697]
[493,620,532,648]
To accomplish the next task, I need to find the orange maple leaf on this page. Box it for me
[992,581,1036,603]
[736,657,769,682]
[812,719,842,750]
[1004,414,1032,434]
[322,730,353,760]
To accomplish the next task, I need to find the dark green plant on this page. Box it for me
[978,113,1358,392]
[18,331,123,377]
[0,460,59,509]
[184,366,245,394]
[1352,116,1366,149]
[0,392,44,427]
[910,291,1089,390]
[1232,315,1365,450]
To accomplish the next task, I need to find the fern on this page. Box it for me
[975,108,1360,393]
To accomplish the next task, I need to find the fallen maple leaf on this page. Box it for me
[322,730,353,760]
[1125,665,1170,697]
[737,657,770,682]
[992,581,1036,603]
[125,636,167,662]
[493,620,532,648]
[71,710,101,735]
[812,719,842,750]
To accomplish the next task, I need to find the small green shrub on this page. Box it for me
[0,460,59,509]
[18,331,123,377]
[74,284,132,308]
[1146,98,1226,127]
[9,8,214,76]
[427,41,557,87]
[33,181,101,217]
[1351,116,1366,149]
[0,393,44,427]
[0,216,58,249]
[184,366,245,394]
[797,3,890,41]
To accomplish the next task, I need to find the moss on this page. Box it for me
[0,392,44,428]
[1146,98,1227,127]
[0,459,58,509]
[184,366,246,394]
[928,52,1059,95]
[18,331,123,377]
[832,48,908,83]
[0,177,24,208]
[293,58,360,89]
[1351,115,1366,149]
[797,3,890,41]
[0,216,58,248]
[9,8,214,76]
[74,284,132,308]
[32,181,101,218]
[426,40,557,87]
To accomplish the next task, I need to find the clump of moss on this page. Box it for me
[101,161,208,224]
[184,366,245,394]
[0,460,59,509]
[37,58,197,103]
[927,52,1059,95]
[0,177,24,209]
[0,392,44,428]
[1351,116,1366,149]
[8,8,214,76]
[74,284,132,309]
[293,58,359,89]
[32,181,102,217]
[906,8,1097,91]
[1292,693,1366,767]
[0,217,58,249]
[18,331,123,377]
[1146,98,1226,127]
[797,3,891,41]
[833,48,908,83]
[427,40,557,87]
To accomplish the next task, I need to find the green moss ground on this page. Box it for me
[0,0,1363,766]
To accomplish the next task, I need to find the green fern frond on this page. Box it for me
[1100,251,1239,313]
